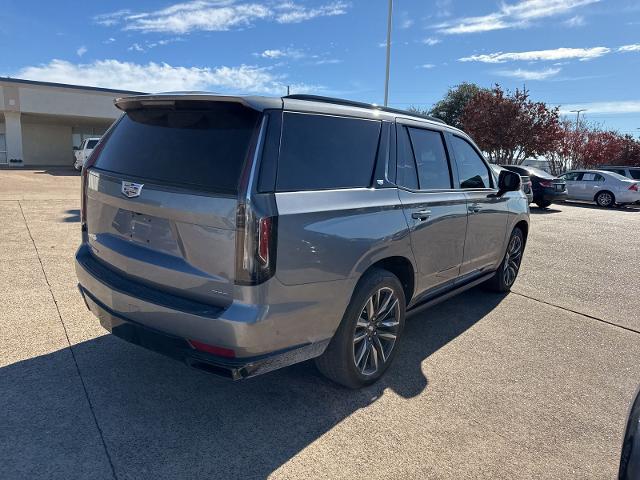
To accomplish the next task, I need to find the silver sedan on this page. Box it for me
[558,169,640,207]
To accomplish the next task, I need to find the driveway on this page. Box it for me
[1,169,639,479]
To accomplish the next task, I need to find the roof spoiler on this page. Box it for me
[114,93,282,112]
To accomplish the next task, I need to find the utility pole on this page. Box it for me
[286,85,290,96]
[383,0,393,107]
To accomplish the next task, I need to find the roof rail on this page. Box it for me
[284,94,446,125]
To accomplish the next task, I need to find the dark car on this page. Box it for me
[503,165,567,208]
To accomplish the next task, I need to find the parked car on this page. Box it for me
[490,163,533,203]
[558,170,640,207]
[491,164,533,203]
[502,165,567,209]
[597,165,640,181]
[75,93,529,388]
[73,137,101,170]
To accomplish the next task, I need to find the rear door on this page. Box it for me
[395,121,468,296]
[85,102,263,307]
[448,134,509,277]
[578,172,604,200]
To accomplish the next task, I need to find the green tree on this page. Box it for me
[423,83,488,129]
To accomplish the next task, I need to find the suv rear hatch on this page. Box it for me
[83,98,262,307]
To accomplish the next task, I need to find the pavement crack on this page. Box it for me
[17,200,119,480]
[511,289,640,335]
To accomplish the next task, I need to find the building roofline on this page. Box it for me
[0,76,144,95]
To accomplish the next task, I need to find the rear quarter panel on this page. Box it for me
[274,188,414,285]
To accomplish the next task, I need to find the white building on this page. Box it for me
[0,77,140,167]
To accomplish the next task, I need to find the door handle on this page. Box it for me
[411,209,431,221]
[468,204,481,213]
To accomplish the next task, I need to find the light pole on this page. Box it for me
[570,109,586,126]
[384,0,393,107]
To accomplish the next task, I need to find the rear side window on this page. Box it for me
[276,113,381,191]
[86,140,99,149]
[407,128,452,189]
[631,170,640,180]
[94,104,260,193]
[450,136,491,189]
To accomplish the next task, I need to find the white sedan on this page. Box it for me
[558,169,640,207]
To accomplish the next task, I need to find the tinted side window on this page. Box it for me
[407,128,452,189]
[451,136,491,189]
[396,126,418,189]
[630,170,640,180]
[276,113,381,191]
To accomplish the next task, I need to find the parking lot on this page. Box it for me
[1,168,639,479]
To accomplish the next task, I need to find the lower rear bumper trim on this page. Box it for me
[79,286,330,380]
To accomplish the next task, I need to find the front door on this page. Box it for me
[447,134,509,277]
[560,172,582,199]
[395,123,468,298]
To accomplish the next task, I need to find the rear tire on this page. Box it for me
[485,228,524,293]
[536,200,551,209]
[595,191,615,208]
[315,268,406,388]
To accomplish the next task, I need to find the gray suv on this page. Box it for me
[75,93,529,388]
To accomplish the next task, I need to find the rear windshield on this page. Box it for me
[94,104,260,193]
[525,166,555,179]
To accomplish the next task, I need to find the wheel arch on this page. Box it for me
[358,256,416,305]
[594,190,615,203]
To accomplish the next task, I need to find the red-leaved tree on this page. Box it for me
[460,85,561,165]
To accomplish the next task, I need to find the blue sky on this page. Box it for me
[2,0,639,135]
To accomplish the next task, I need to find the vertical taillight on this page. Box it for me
[80,121,118,229]
[234,203,277,285]
[629,183,639,192]
[80,139,105,229]
[258,217,272,265]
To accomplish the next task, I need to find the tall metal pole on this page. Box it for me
[570,109,586,126]
[384,0,393,107]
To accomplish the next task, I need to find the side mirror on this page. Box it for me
[498,170,521,195]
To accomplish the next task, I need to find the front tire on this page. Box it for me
[315,268,406,388]
[536,200,551,209]
[485,228,525,292]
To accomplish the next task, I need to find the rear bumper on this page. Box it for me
[537,189,568,203]
[79,286,328,379]
[75,245,333,376]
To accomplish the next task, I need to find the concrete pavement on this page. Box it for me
[1,169,639,479]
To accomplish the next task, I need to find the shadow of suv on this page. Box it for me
[75,93,529,388]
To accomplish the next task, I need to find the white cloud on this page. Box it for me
[128,43,145,52]
[256,48,305,59]
[94,1,349,34]
[418,64,436,69]
[275,1,349,24]
[559,101,640,115]
[619,44,640,52]
[103,37,116,44]
[422,37,441,46]
[76,46,87,57]
[15,59,319,95]
[460,46,610,63]
[564,15,585,27]
[496,67,561,80]
[435,0,599,34]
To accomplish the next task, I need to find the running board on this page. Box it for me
[407,272,495,317]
